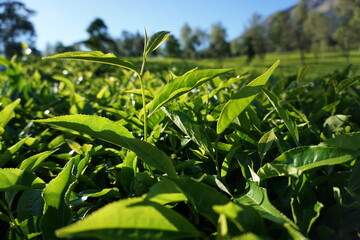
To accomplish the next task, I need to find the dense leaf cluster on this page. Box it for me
[0,37,359,239]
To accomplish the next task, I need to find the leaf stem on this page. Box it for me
[139,32,148,142]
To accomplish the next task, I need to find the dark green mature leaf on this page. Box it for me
[35,115,177,176]
[43,51,139,74]
[213,201,265,234]
[236,181,297,228]
[56,197,200,240]
[337,75,360,92]
[167,176,229,225]
[262,88,299,146]
[0,98,21,129]
[217,60,279,134]
[258,146,359,179]
[41,159,75,240]
[17,190,43,222]
[145,31,170,57]
[163,107,213,156]
[0,168,45,191]
[291,198,323,234]
[322,132,360,150]
[0,137,29,168]
[348,161,360,194]
[148,68,232,116]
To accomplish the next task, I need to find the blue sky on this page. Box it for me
[21,0,298,51]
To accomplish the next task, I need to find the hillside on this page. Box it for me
[264,0,339,25]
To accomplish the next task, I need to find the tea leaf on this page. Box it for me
[258,146,359,179]
[168,176,229,225]
[262,88,299,146]
[35,115,177,176]
[0,98,21,129]
[56,197,200,239]
[217,60,279,134]
[258,129,277,161]
[17,190,43,222]
[0,168,45,191]
[236,181,297,228]
[163,107,214,156]
[213,201,265,234]
[145,180,187,205]
[19,149,58,172]
[322,132,360,150]
[145,31,170,57]
[41,159,75,240]
[148,68,232,116]
[0,137,29,168]
[43,51,139,74]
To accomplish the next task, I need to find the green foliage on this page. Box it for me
[0,29,359,240]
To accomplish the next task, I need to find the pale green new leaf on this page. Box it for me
[236,181,297,228]
[217,60,279,134]
[0,98,21,129]
[19,149,58,172]
[145,31,170,57]
[258,146,359,179]
[262,88,299,146]
[56,197,200,240]
[0,168,45,191]
[43,51,139,74]
[148,68,232,116]
[0,137,29,167]
[35,114,176,176]
[145,180,187,205]
[41,159,75,240]
[258,129,277,161]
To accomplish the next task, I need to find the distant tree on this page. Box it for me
[83,18,119,54]
[269,11,294,52]
[117,31,144,57]
[208,22,230,58]
[180,23,197,58]
[333,0,360,62]
[239,13,267,61]
[0,0,36,58]
[304,11,330,62]
[164,35,181,58]
[293,2,310,65]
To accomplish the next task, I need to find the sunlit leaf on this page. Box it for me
[262,88,299,146]
[148,68,232,116]
[0,98,21,129]
[236,181,297,228]
[43,51,139,74]
[35,115,176,176]
[41,159,75,239]
[0,168,45,191]
[258,146,359,179]
[56,197,200,239]
[217,60,279,134]
[145,31,171,57]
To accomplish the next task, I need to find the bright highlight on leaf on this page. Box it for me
[56,197,200,240]
[35,114,177,176]
[43,51,139,74]
[217,60,280,134]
